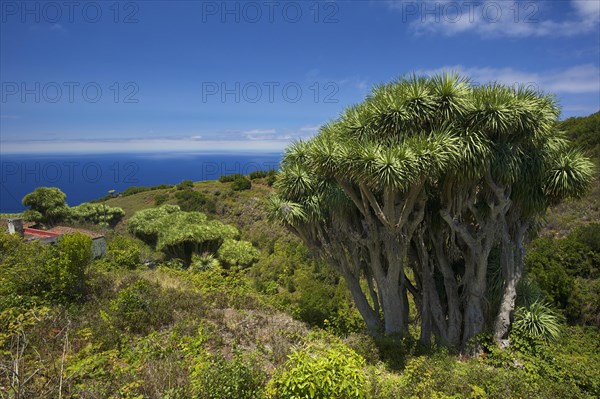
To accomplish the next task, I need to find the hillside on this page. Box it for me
[542,111,600,236]
[2,112,600,398]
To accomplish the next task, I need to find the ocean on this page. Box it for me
[0,152,282,213]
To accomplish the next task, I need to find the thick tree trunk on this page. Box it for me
[462,293,485,346]
[430,232,462,347]
[493,220,527,345]
[343,271,382,334]
[379,280,405,335]
[493,275,518,346]
[462,254,488,348]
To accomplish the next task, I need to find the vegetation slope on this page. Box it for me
[1,112,599,398]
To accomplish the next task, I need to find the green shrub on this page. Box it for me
[103,235,142,269]
[268,340,367,399]
[108,279,172,334]
[154,193,169,205]
[22,186,70,225]
[525,224,600,326]
[190,351,265,399]
[70,202,125,226]
[46,232,92,301]
[513,301,563,343]
[176,179,194,190]
[232,176,252,191]
[0,231,51,306]
[0,230,91,304]
[189,253,220,272]
[217,239,259,268]
[174,190,215,213]
[266,174,277,187]
[248,170,276,180]
[122,186,150,196]
[219,173,244,183]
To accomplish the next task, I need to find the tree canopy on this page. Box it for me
[22,187,70,226]
[270,73,594,349]
[128,205,258,267]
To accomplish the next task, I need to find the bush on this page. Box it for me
[154,193,169,205]
[248,170,276,180]
[108,279,172,334]
[190,351,265,399]
[103,235,142,269]
[190,253,220,272]
[232,176,252,191]
[174,190,215,213]
[46,232,92,301]
[122,186,150,196]
[266,174,277,187]
[513,301,563,343]
[177,179,194,190]
[268,339,367,399]
[219,174,244,183]
[525,223,600,326]
[217,239,259,268]
[0,231,51,306]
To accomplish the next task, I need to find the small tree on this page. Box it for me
[22,187,70,226]
[128,205,243,266]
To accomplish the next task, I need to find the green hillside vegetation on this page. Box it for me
[2,105,599,396]
[560,110,600,161]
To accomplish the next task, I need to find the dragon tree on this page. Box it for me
[270,73,594,349]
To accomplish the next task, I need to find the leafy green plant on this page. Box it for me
[154,193,169,205]
[108,279,172,334]
[189,253,220,272]
[217,239,259,268]
[267,340,367,399]
[45,232,92,301]
[176,179,194,190]
[22,187,70,225]
[190,351,265,399]
[218,173,244,183]
[232,176,252,191]
[103,235,142,269]
[174,189,215,213]
[513,301,563,343]
[70,202,125,226]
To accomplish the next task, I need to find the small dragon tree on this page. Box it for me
[270,74,594,349]
[128,205,255,267]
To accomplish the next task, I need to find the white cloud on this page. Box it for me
[387,0,600,38]
[299,125,320,133]
[418,64,600,94]
[0,125,326,154]
[0,138,289,154]
[572,0,600,17]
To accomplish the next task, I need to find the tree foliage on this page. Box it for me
[217,238,260,269]
[22,187,70,226]
[70,202,125,227]
[128,205,254,266]
[271,73,595,349]
[525,223,600,327]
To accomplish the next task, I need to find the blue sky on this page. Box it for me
[1,0,599,154]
